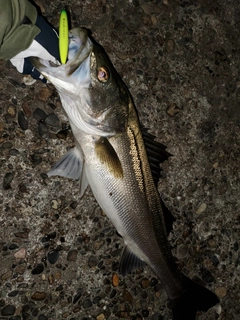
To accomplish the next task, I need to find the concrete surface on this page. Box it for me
[0,0,239,319]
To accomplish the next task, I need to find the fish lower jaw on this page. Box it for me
[47,77,76,94]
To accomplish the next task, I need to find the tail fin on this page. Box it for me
[170,278,219,320]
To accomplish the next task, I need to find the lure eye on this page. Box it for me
[98,67,109,82]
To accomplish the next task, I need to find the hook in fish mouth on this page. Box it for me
[31,27,93,78]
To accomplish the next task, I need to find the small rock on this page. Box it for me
[8,290,19,297]
[2,141,13,149]
[33,108,47,121]
[0,299,5,307]
[56,129,68,140]
[67,250,78,262]
[48,274,54,284]
[44,114,59,127]
[0,122,4,132]
[1,304,16,316]
[112,273,119,287]
[166,103,180,117]
[56,285,63,291]
[88,255,98,268]
[7,105,16,117]
[142,309,149,318]
[201,268,215,283]
[14,230,29,239]
[17,276,24,282]
[30,153,42,165]
[196,203,207,215]
[111,249,122,257]
[83,298,92,309]
[166,39,175,53]
[14,247,26,259]
[123,290,133,304]
[215,286,227,298]
[22,74,36,85]
[110,289,117,299]
[93,240,105,250]
[41,232,57,243]
[3,172,14,189]
[15,264,26,274]
[38,122,48,138]
[18,111,28,130]
[22,102,32,117]
[9,316,21,320]
[96,314,106,320]
[1,270,13,281]
[73,306,81,313]
[70,201,78,209]
[31,292,46,301]
[150,278,158,287]
[73,288,83,304]
[115,51,128,60]
[9,149,19,156]
[38,314,48,320]
[9,244,19,250]
[176,244,189,259]
[54,271,61,281]
[38,87,53,102]
[51,199,61,210]
[141,278,150,289]
[62,312,69,319]
[32,263,44,275]
[93,296,102,304]
[47,250,59,264]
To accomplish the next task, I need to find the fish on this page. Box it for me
[31,27,219,319]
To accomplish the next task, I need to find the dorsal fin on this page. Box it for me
[119,245,145,276]
[141,127,171,186]
[141,127,176,233]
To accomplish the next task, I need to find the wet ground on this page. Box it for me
[0,0,240,319]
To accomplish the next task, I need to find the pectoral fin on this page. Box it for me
[95,138,123,178]
[48,147,88,197]
[119,245,145,276]
[48,147,83,179]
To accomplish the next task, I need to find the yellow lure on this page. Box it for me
[59,9,69,64]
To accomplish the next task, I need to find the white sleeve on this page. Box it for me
[10,39,58,72]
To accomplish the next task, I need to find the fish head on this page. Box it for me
[31,27,130,136]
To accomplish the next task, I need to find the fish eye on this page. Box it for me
[97,67,109,82]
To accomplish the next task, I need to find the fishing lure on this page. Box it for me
[59,9,69,64]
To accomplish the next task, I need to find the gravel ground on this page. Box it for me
[0,0,240,319]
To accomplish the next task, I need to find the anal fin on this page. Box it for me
[119,245,145,276]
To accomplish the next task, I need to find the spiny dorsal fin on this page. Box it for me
[119,245,145,276]
[95,137,123,178]
[141,127,171,186]
[141,127,176,233]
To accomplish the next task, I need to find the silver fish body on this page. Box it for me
[31,27,219,319]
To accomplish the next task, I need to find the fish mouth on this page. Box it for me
[31,28,93,92]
